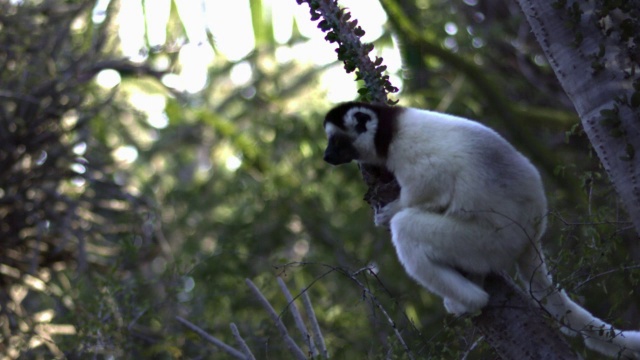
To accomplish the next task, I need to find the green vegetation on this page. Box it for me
[0,0,638,359]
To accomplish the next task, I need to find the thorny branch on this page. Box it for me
[296,0,401,209]
[296,0,398,104]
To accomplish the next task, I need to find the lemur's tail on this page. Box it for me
[517,246,640,359]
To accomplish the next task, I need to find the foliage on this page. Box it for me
[0,2,155,358]
[0,0,638,359]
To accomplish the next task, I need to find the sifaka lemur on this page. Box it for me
[322,101,640,359]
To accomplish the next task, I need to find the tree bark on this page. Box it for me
[473,274,577,359]
[515,0,640,236]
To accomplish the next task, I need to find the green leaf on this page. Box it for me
[249,0,274,46]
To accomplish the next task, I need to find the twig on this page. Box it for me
[461,336,484,360]
[277,277,318,357]
[281,261,414,359]
[175,316,245,359]
[245,278,307,360]
[230,323,256,360]
[574,264,640,291]
[300,289,329,359]
[345,271,415,360]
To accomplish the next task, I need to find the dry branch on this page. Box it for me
[277,277,318,357]
[175,316,245,359]
[301,288,329,359]
[245,278,308,360]
[230,323,256,360]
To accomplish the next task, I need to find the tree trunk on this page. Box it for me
[473,274,577,359]
[515,0,640,236]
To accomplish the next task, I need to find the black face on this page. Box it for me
[323,132,358,165]
[323,102,401,166]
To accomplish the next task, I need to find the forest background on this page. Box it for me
[1,0,639,359]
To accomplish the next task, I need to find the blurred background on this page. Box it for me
[1,0,638,358]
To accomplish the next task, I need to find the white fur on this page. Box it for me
[324,122,339,138]
[344,107,377,129]
[379,108,546,309]
[331,106,640,358]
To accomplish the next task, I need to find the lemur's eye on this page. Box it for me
[354,112,371,134]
